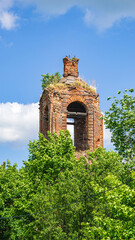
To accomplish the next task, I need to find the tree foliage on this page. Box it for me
[0,131,135,239]
[41,72,61,90]
[104,88,135,162]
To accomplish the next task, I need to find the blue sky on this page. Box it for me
[0,0,135,168]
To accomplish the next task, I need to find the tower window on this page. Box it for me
[67,102,88,150]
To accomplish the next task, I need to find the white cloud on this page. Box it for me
[0,11,18,30]
[19,0,135,30]
[0,0,19,30]
[0,102,39,144]
[82,0,135,30]
[83,7,133,31]
[1,0,135,30]
[19,0,76,16]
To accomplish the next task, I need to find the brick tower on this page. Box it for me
[39,57,103,151]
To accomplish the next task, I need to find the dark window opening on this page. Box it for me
[67,101,86,113]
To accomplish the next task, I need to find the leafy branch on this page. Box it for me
[104,88,135,162]
[41,72,61,90]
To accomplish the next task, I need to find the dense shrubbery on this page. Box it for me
[0,131,135,239]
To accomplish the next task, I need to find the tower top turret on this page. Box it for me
[63,56,79,78]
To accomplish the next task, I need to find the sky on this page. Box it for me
[0,0,135,168]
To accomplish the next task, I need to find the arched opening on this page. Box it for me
[67,101,88,150]
[67,102,86,113]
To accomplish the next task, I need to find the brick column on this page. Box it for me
[87,109,94,151]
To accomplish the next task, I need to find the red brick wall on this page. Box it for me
[40,85,103,151]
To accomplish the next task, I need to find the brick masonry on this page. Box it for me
[39,57,103,151]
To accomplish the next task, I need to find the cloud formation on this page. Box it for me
[1,0,135,30]
[0,102,39,144]
[0,0,18,30]
[0,11,18,30]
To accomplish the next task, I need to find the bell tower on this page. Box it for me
[39,57,103,151]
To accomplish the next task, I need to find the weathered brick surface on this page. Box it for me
[39,57,103,151]
[63,56,79,77]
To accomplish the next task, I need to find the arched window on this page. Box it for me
[67,102,88,150]
[67,101,86,113]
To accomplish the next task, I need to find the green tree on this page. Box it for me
[85,147,135,240]
[21,146,134,239]
[0,161,20,239]
[41,72,61,90]
[0,132,135,239]
[104,88,135,162]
